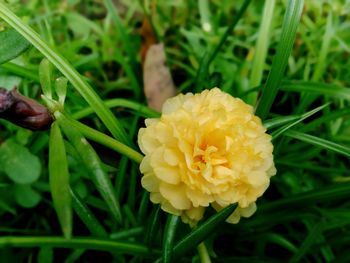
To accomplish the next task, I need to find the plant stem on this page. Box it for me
[197,242,212,263]
[55,112,143,164]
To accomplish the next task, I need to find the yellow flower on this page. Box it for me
[138,88,276,225]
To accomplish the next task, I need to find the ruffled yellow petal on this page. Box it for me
[159,182,191,210]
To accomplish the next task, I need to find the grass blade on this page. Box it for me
[285,130,350,158]
[248,0,276,104]
[256,0,304,120]
[264,115,301,130]
[280,80,350,100]
[271,103,329,139]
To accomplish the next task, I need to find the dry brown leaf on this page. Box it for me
[143,43,177,111]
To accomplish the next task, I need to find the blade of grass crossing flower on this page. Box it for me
[285,130,350,158]
[173,203,237,258]
[271,103,329,139]
[0,2,132,147]
[55,112,122,224]
[163,215,180,263]
[70,189,108,238]
[49,121,72,239]
[255,0,304,120]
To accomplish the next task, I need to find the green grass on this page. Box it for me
[1,0,350,262]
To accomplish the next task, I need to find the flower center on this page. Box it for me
[192,142,228,172]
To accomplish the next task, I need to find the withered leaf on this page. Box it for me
[143,43,177,111]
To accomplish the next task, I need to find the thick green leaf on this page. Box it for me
[49,121,72,239]
[0,140,41,184]
[0,28,30,65]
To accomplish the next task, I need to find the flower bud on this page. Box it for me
[0,88,53,130]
